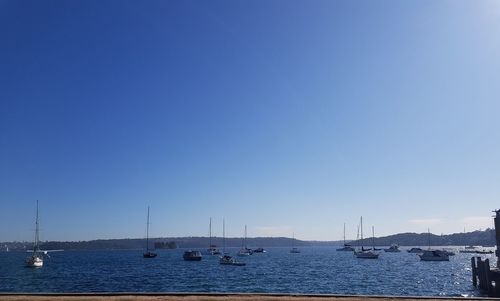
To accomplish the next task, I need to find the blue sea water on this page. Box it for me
[0,247,494,296]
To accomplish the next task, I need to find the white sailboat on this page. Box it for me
[207,217,221,255]
[459,227,477,253]
[219,219,245,266]
[354,216,379,259]
[25,200,43,267]
[371,226,381,251]
[337,223,354,251]
[143,206,157,258]
[290,232,300,253]
[238,224,252,256]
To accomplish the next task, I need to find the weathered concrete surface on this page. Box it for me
[0,294,494,301]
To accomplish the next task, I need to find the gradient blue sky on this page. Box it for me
[1,0,499,242]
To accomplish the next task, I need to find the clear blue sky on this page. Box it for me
[1,0,499,242]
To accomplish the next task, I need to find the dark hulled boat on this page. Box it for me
[183,250,202,261]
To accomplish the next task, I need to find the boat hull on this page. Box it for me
[25,256,43,267]
[355,251,379,259]
[336,247,354,251]
[183,250,202,261]
[419,250,449,261]
[184,256,202,261]
[143,252,157,258]
[419,256,449,261]
[219,255,245,266]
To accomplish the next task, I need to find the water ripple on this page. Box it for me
[0,247,495,296]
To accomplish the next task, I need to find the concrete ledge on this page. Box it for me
[0,293,494,301]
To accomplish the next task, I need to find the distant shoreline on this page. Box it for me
[2,228,495,251]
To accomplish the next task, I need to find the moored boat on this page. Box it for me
[419,250,449,261]
[143,206,157,258]
[354,217,379,259]
[183,250,202,261]
[206,218,221,255]
[253,247,266,253]
[476,249,494,254]
[337,223,354,251]
[290,233,300,253]
[355,250,379,259]
[337,245,355,251]
[407,247,424,253]
[25,200,44,268]
[219,218,246,266]
[219,254,246,266]
[419,229,449,261]
[238,225,253,256]
[384,244,401,252]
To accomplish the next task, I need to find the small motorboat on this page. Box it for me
[183,250,202,261]
[253,247,266,253]
[419,250,449,261]
[219,255,245,266]
[290,247,300,253]
[384,244,401,252]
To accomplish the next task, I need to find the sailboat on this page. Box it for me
[354,216,379,259]
[219,219,245,266]
[143,206,157,258]
[459,227,477,253]
[371,226,381,251]
[238,225,253,256]
[207,217,221,255]
[290,232,300,253]
[419,229,449,261]
[25,200,44,267]
[337,223,354,251]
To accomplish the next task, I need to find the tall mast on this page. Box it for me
[146,206,150,252]
[360,216,364,247]
[427,228,430,250]
[34,200,40,253]
[244,224,247,249]
[209,217,212,247]
[372,226,375,249]
[343,223,346,245]
[464,226,466,249]
[222,218,225,254]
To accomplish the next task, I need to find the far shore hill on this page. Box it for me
[2,229,495,251]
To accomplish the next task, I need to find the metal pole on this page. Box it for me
[494,210,500,268]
